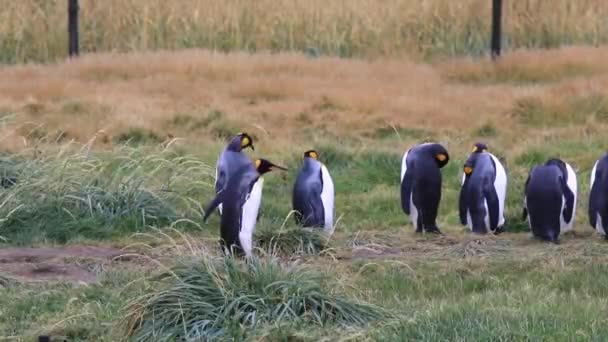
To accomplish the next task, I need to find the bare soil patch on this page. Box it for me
[0,245,129,284]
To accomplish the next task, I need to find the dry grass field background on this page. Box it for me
[3,1,608,340]
[2,0,608,62]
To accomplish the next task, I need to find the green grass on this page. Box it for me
[0,144,214,245]
[4,116,608,339]
[120,255,386,341]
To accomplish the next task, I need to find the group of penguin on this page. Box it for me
[401,141,608,243]
[203,133,608,257]
[203,133,334,257]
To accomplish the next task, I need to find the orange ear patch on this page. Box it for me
[436,154,447,162]
[464,166,473,175]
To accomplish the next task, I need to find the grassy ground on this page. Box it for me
[2,47,608,340]
[2,0,608,63]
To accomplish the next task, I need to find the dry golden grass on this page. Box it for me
[1,46,608,158]
[2,0,608,62]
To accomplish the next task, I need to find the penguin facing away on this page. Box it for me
[459,143,507,234]
[292,150,335,234]
[204,158,287,257]
[214,132,255,214]
[522,158,576,243]
[400,142,450,234]
[589,153,608,239]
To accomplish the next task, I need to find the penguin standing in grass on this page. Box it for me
[589,153,608,239]
[400,142,450,234]
[214,133,255,214]
[522,158,576,243]
[459,143,507,234]
[292,150,335,234]
[204,158,287,257]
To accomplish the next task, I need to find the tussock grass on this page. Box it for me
[255,224,330,256]
[0,141,214,245]
[121,255,386,341]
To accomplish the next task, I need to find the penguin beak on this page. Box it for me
[271,164,288,171]
[250,144,255,151]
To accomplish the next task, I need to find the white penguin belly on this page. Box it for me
[240,178,263,257]
[320,164,335,234]
[597,214,606,236]
[410,193,419,230]
[559,195,572,233]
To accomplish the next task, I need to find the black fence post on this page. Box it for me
[68,0,79,57]
[491,0,502,60]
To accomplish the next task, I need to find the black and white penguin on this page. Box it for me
[522,158,576,243]
[214,132,255,214]
[204,158,287,257]
[459,143,507,234]
[292,150,335,234]
[400,142,450,234]
[589,153,608,239]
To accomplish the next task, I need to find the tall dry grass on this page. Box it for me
[1,46,608,156]
[1,0,608,63]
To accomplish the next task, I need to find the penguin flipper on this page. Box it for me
[589,179,601,228]
[400,168,414,215]
[215,167,226,194]
[522,171,532,221]
[458,177,469,225]
[484,182,500,231]
[203,191,225,223]
[561,176,575,224]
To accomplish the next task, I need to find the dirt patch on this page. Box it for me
[0,245,130,284]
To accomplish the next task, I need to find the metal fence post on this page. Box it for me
[68,0,79,57]
[491,0,503,59]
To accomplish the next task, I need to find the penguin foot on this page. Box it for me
[425,226,443,235]
[415,226,423,234]
[493,227,505,235]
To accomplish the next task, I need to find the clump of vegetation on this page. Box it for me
[113,127,162,145]
[0,144,213,244]
[512,94,608,127]
[473,122,497,137]
[255,225,330,255]
[121,256,386,341]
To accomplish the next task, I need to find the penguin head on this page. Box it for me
[545,158,565,168]
[303,150,319,160]
[255,159,288,174]
[472,143,488,153]
[430,144,450,168]
[227,132,255,152]
[545,158,568,177]
[238,132,255,151]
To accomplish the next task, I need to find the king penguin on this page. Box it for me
[292,150,335,234]
[400,142,450,234]
[522,158,576,243]
[589,153,608,239]
[214,132,255,215]
[204,158,287,257]
[459,143,507,234]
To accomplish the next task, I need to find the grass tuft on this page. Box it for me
[121,255,386,341]
[0,143,214,245]
[255,225,330,256]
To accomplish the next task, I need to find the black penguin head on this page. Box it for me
[545,158,568,178]
[472,143,488,153]
[545,158,565,168]
[228,132,255,152]
[303,150,319,160]
[255,159,288,174]
[429,144,449,168]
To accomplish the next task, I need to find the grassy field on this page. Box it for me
[2,46,608,340]
[2,0,608,63]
